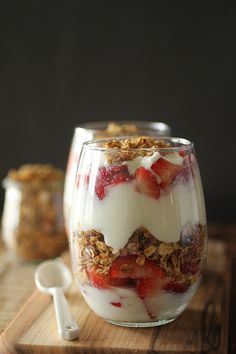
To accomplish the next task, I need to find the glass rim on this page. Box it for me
[74,121,171,134]
[82,136,194,152]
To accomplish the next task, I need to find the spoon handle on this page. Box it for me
[52,287,79,340]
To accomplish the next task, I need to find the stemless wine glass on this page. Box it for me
[70,136,207,327]
[64,121,171,234]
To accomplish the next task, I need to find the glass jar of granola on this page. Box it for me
[1,164,68,261]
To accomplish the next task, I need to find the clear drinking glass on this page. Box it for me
[64,121,171,234]
[70,136,207,327]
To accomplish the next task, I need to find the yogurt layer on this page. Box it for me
[126,151,161,174]
[81,283,197,322]
[73,167,206,250]
[71,150,206,249]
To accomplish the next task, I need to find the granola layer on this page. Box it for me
[103,137,171,164]
[105,122,138,135]
[74,223,206,291]
[8,164,64,184]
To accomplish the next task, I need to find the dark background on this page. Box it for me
[0,1,236,222]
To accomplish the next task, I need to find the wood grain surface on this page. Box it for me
[0,240,37,337]
[0,239,231,354]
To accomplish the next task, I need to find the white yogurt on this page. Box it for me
[80,283,198,322]
[71,151,206,249]
[126,152,183,175]
[144,281,198,320]
[81,286,149,322]
[72,166,205,250]
[163,152,184,165]
[126,151,161,175]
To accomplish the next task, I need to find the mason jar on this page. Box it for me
[1,164,68,261]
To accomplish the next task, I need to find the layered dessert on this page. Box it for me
[71,137,207,326]
[64,121,170,235]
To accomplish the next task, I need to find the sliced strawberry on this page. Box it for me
[179,149,187,157]
[95,180,106,200]
[109,277,130,287]
[87,267,109,289]
[136,278,157,299]
[95,165,133,200]
[110,256,166,279]
[108,165,133,185]
[176,154,196,183]
[151,157,184,190]
[87,267,129,289]
[137,277,170,300]
[164,281,188,294]
[110,302,122,307]
[135,167,160,199]
[110,256,167,300]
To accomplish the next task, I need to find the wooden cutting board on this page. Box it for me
[0,240,231,354]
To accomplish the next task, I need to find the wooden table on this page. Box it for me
[0,223,235,353]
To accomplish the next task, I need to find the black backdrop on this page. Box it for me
[1,1,236,221]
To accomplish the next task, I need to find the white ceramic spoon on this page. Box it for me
[35,259,79,340]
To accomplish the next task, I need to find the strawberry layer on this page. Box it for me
[126,151,183,175]
[80,282,198,323]
[74,162,206,250]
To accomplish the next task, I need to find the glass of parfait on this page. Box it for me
[63,121,170,235]
[70,136,207,327]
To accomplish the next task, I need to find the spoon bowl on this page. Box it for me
[35,259,79,340]
[35,259,72,294]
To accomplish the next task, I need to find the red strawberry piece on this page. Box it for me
[95,165,133,200]
[179,149,187,157]
[110,255,166,279]
[135,167,160,199]
[87,267,129,289]
[110,256,167,300]
[95,180,106,200]
[95,167,109,200]
[107,165,133,185]
[164,281,188,294]
[177,154,197,183]
[151,157,184,190]
[180,157,192,181]
[87,267,109,289]
[136,278,157,299]
[110,302,122,307]
[136,275,169,299]
[109,277,130,287]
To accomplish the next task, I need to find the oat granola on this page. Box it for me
[2,164,67,261]
[105,122,138,135]
[73,223,206,290]
[8,164,64,183]
[103,136,171,164]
